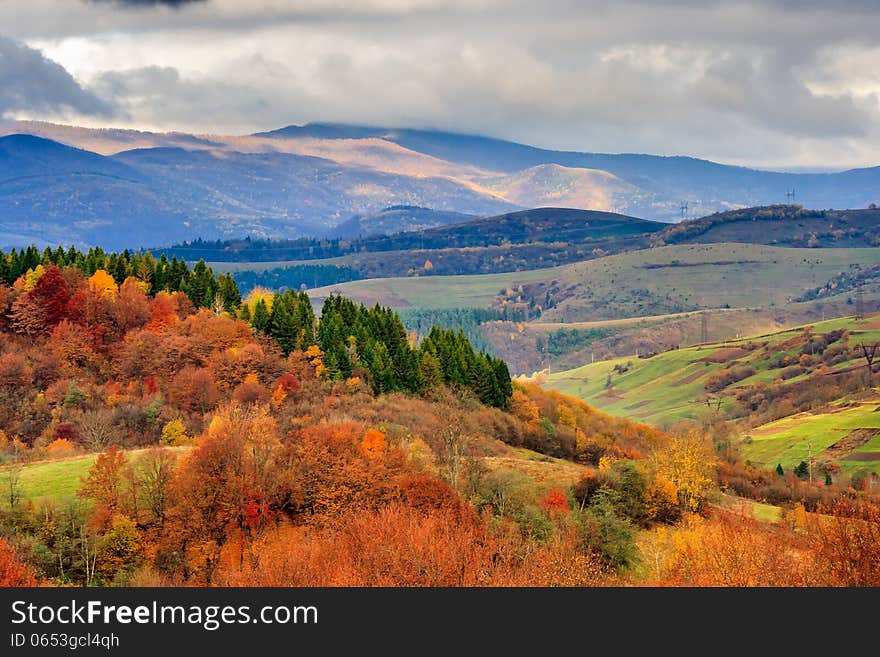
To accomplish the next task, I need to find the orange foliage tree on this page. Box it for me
[164,404,288,584]
[0,538,38,586]
[78,446,129,530]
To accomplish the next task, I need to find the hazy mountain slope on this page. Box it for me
[114,147,513,237]
[328,206,477,238]
[2,121,880,247]
[0,135,192,248]
[261,122,880,217]
[0,134,516,248]
[484,164,647,214]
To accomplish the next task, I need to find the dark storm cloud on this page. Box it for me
[2,0,880,167]
[0,35,113,117]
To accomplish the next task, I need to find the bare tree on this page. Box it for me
[135,447,178,528]
[1,460,23,513]
[77,408,117,452]
[440,422,465,491]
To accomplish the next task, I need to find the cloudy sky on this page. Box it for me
[1,0,879,169]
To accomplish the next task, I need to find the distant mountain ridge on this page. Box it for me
[0,120,879,249]
[260,122,880,212]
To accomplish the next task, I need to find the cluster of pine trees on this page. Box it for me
[232,263,362,295]
[242,289,316,355]
[316,296,512,408]
[0,246,240,311]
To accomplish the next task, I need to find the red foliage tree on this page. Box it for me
[54,422,80,443]
[31,264,73,328]
[147,292,178,333]
[541,488,570,516]
[114,277,151,333]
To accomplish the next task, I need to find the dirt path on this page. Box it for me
[821,428,880,462]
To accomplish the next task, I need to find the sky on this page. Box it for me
[1,0,879,170]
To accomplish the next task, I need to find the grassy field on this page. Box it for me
[208,256,354,273]
[2,447,191,504]
[7,453,99,502]
[482,448,586,491]
[306,266,560,309]
[291,243,877,317]
[535,243,880,322]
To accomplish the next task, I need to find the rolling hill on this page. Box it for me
[655,205,880,249]
[302,243,880,318]
[170,207,667,278]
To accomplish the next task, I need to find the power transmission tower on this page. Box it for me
[679,201,689,220]
[855,282,865,320]
[700,312,708,343]
[786,188,796,204]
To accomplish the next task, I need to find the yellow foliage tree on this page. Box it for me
[557,404,577,429]
[598,455,614,472]
[651,430,717,512]
[17,265,45,292]
[243,287,274,315]
[509,388,540,429]
[161,419,190,446]
[305,345,326,379]
[271,384,287,409]
[89,270,119,299]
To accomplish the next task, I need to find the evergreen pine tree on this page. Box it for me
[268,295,297,355]
[216,273,241,310]
[252,299,270,334]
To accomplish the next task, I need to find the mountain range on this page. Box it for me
[1,120,879,250]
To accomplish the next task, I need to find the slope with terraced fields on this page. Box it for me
[544,313,880,426]
[741,401,880,477]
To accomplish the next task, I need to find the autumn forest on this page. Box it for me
[0,245,877,589]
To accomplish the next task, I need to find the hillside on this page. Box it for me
[544,312,880,425]
[481,292,880,375]
[0,245,686,588]
[304,243,880,318]
[656,205,880,249]
[186,204,874,286]
[168,207,666,279]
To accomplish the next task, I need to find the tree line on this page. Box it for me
[0,245,240,312]
[0,245,512,409]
